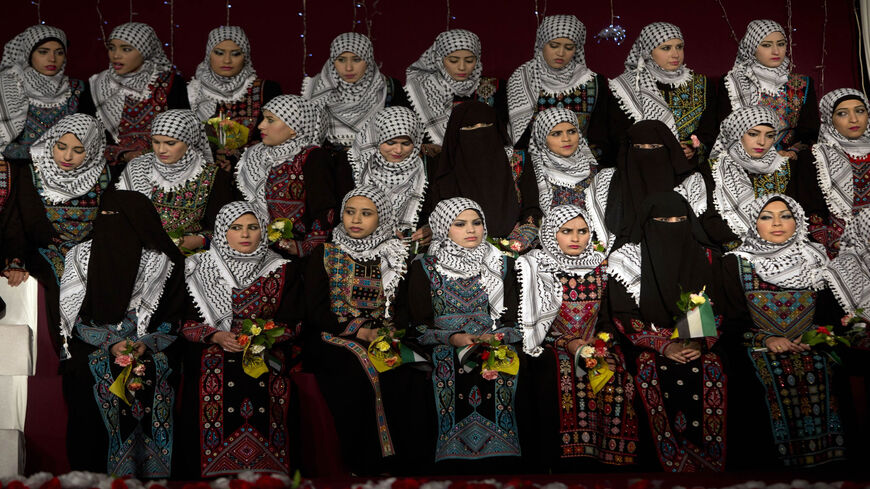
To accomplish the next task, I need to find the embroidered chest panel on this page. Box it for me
[550,266,607,340]
[36,165,109,243]
[422,255,501,335]
[535,78,598,135]
[324,243,386,322]
[474,76,500,106]
[230,265,286,333]
[151,163,218,234]
[662,73,707,141]
[758,74,809,149]
[551,169,598,209]
[3,79,84,160]
[119,71,175,137]
[738,257,816,340]
[0,162,11,213]
[266,147,315,235]
[751,160,791,198]
[217,78,264,133]
[849,153,870,210]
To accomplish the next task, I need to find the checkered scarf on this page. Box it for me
[188,26,257,121]
[29,114,106,204]
[724,19,791,109]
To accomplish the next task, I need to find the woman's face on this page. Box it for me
[555,216,590,255]
[342,196,379,239]
[442,49,477,81]
[832,99,869,139]
[258,110,297,146]
[225,213,262,253]
[107,38,144,75]
[740,124,777,158]
[30,40,65,76]
[650,38,684,71]
[755,31,787,68]
[52,132,87,171]
[545,121,580,157]
[333,51,367,83]
[378,136,414,163]
[755,199,796,243]
[541,37,575,69]
[151,134,188,164]
[209,39,245,77]
[448,209,484,248]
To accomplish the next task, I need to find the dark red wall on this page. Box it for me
[4,0,863,113]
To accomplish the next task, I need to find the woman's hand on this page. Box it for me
[421,144,442,157]
[777,150,798,161]
[566,338,588,356]
[356,327,380,343]
[663,341,701,363]
[412,225,433,247]
[278,239,299,256]
[764,336,808,353]
[211,331,244,352]
[110,341,129,357]
[180,235,205,250]
[449,333,477,347]
[681,143,696,160]
[3,269,29,287]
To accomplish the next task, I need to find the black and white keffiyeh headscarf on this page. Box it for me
[185,201,287,331]
[117,109,213,194]
[349,106,426,230]
[724,19,790,110]
[235,95,319,208]
[516,205,606,355]
[302,32,386,147]
[429,197,506,321]
[729,194,828,289]
[0,25,70,151]
[530,107,597,214]
[609,22,690,139]
[826,208,870,313]
[813,88,870,220]
[332,185,410,312]
[711,105,788,235]
[30,113,106,204]
[507,15,594,144]
[90,22,173,141]
[187,26,257,122]
[404,29,482,145]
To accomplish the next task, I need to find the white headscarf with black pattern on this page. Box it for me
[529,107,597,214]
[429,197,506,321]
[507,15,594,144]
[235,95,319,209]
[724,19,791,110]
[825,208,870,313]
[813,88,870,220]
[302,32,387,147]
[332,185,410,314]
[516,205,607,356]
[187,26,257,122]
[349,106,426,231]
[90,22,173,141]
[404,29,482,145]
[729,194,828,289]
[117,109,213,194]
[30,113,106,204]
[609,22,691,139]
[711,105,788,236]
[0,25,71,151]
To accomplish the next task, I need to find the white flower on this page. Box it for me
[250,344,265,355]
[273,220,285,230]
[579,345,595,358]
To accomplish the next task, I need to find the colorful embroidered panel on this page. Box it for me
[758,74,810,150]
[662,73,708,143]
[421,255,493,336]
[1,79,84,160]
[535,78,598,136]
[106,71,176,165]
[151,163,218,235]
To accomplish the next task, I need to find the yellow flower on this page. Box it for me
[597,332,611,342]
[500,239,510,246]
[495,347,507,360]
[690,293,706,306]
[250,325,262,335]
[377,341,391,352]
[268,230,281,242]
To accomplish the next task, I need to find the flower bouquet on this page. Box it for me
[205,112,250,151]
[801,325,851,365]
[486,237,523,259]
[238,318,285,378]
[167,228,198,256]
[670,286,717,339]
[267,218,295,243]
[366,327,427,373]
[109,341,147,406]
[575,332,614,395]
[456,333,519,380]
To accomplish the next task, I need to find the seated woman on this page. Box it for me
[606,192,726,472]
[187,26,281,173]
[59,190,186,476]
[0,24,94,164]
[3,114,110,351]
[400,197,524,472]
[517,205,638,470]
[720,194,846,468]
[116,109,233,253]
[235,94,339,257]
[303,32,407,150]
[90,22,188,168]
[178,201,304,477]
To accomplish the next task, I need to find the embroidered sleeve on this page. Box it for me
[506,219,538,251]
[274,320,302,342]
[612,317,676,355]
[418,328,459,346]
[180,320,220,343]
[492,324,523,344]
[297,217,329,257]
[137,321,177,352]
[75,321,128,351]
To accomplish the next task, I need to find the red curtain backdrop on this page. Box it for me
[3,0,862,98]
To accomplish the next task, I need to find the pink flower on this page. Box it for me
[114,354,133,367]
[494,333,505,341]
[481,369,499,380]
[509,241,523,252]
[690,134,700,148]
[127,379,144,391]
[133,363,146,376]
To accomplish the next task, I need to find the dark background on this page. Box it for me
[4,0,865,97]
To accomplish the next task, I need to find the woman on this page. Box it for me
[348,106,431,248]
[90,22,188,168]
[720,194,846,468]
[0,25,93,163]
[308,185,429,474]
[187,26,281,172]
[179,201,303,477]
[428,100,538,252]
[400,197,524,471]
[116,109,233,253]
[609,22,716,167]
[708,105,823,247]
[720,19,818,159]
[236,94,338,257]
[405,29,507,152]
[303,32,407,150]
[826,209,870,315]
[606,191,726,472]
[59,190,186,476]
[517,205,638,469]
[507,15,608,154]
[813,88,870,256]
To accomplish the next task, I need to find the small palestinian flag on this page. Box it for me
[671,291,717,339]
